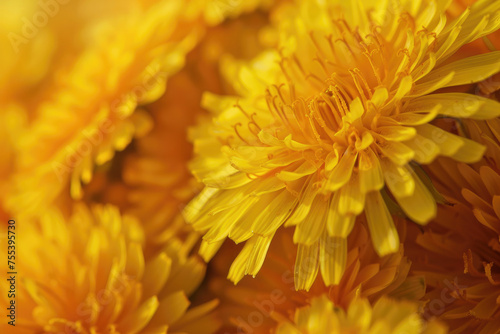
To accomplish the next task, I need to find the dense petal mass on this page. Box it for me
[0,203,219,334]
[185,0,500,288]
[413,82,500,332]
[3,1,500,333]
[5,0,207,218]
[81,11,274,253]
[406,202,500,333]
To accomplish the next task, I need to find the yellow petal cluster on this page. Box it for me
[405,202,500,333]
[3,1,500,333]
[0,1,276,333]
[0,204,219,333]
[185,0,500,288]
[410,77,500,332]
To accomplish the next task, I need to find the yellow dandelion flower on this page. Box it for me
[0,0,158,127]
[405,202,500,333]
[81,12,272,251]
[412,97,500,331]
[428,88,500,238]
[185,0,500,288]
[274,295,447,334]
[204,221,427,333]
[0,0,152,213]
[5,0,203,217]
[0,0,142,205]
[407,113,500,331]
[0,203,219,334]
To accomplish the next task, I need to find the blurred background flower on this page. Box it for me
[0,203,218,333]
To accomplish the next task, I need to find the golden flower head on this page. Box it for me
[405,201,500,333]
[415,92,500,331]
[0,203,219,334]
[185,0,500,288]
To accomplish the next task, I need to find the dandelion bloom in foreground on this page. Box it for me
[185,0,500,288]
[0,204,219,334]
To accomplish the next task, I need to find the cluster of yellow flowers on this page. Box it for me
[1,0,500,333]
